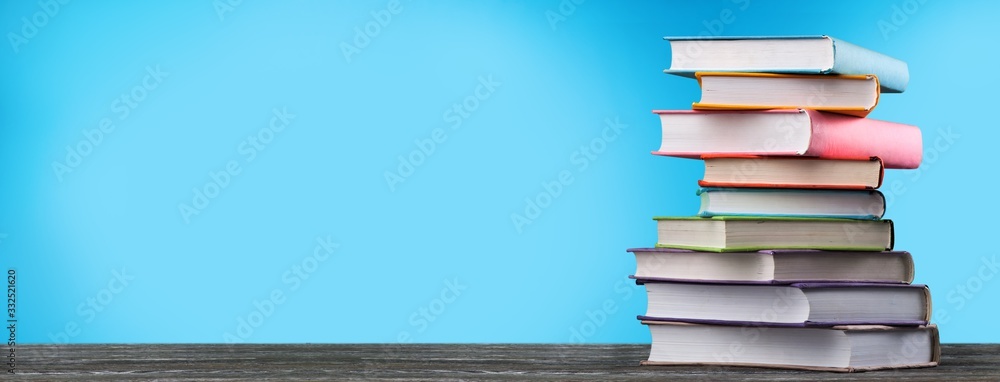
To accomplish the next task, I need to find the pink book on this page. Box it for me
[652,109,922,169]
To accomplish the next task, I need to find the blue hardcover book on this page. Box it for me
[696,188,886,220]
[663,35,909,93]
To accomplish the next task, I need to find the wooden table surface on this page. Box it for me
[10,344,999,381]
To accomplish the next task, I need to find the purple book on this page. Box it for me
[627,247,914,284]
[637,280,931,327]
[636,316,927,328]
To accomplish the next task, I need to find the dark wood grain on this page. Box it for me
[9,344,999,381]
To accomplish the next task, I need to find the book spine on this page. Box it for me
[805,110,922,169]
[923,286,933,322]
[876,189,887,219]
[697,180,876,191]
[902,251,916,284]
[887,219,895,251]
[930,325,942,363]
[830,37,910,93]
[697,211,881,220]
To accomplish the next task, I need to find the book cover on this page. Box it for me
[654,216,894,252]
[663,35,909,93]
[641,321,940,372]
[651,109,922,169]
[627,248,915,284]
[696,187,886,219]
[636,282,932,326]
[698,155,885,190]
[691,72,880,117]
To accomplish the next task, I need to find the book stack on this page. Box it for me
[630,36,939,372]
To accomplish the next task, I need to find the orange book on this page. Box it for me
[692,72,879,117]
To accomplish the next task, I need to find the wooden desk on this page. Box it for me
[11,344,999,381]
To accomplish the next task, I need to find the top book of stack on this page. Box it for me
[663,35,909,93]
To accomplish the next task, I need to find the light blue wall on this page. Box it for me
[2,0,993,343]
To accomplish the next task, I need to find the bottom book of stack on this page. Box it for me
[643,321,939,372]
[629,247,940,372]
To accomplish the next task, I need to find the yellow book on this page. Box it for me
[692,72,880,118]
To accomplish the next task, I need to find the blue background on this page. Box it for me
[2,0,995,343]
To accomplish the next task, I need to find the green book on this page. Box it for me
[653,216,894,253]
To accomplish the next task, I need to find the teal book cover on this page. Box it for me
[662,35,909,92]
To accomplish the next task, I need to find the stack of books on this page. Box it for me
[630,36,939,372]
